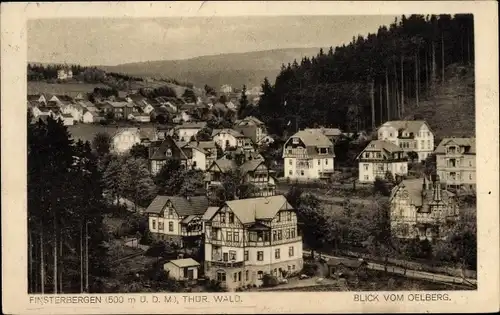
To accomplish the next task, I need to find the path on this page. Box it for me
[304,250,477,287]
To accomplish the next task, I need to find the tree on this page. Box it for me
[423,153,437,176]
[103,156,124,205]
[212,170,257,205]
[105,111,115,122]
[204,84,217,96]
[92,132,111,157]
[407,151,419,163]
[121,157,157,209]
[373,178,391,196]
[237,85,250,119]
[182,89,196,103]
[196,127,213,142]
[129,143,148,159]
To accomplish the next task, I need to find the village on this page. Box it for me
[26,14,478,294]
[28,74,477,292]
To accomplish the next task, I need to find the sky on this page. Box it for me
[28,15,397,66]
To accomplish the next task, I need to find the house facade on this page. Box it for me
[164,258,201,281]
[434,138,476,191]
[283,130,335,180]
[205,158,276,197]
[389,176,460,241]
[175,122,207,142]
[146,195,209,247]
[357,140,408,183]
[377,120,434,162]
[304,127,343,145]
[234,116,270,145]
[82,110,103,123]
[148,137,189,175]
[212,129,254,152]
[203,195,303,290]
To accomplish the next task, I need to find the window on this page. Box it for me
[217,271,226,282]
[289,246,294,257]
[300,170,304,176]
[257,251,264,261]
[152,220,156,229]
[363,164,369,171]
[244,251,249,261]
[364,175,369,180]
[288,170,292,175]
[469,160,472,167]
[168,208,173,216]
[233,272,237,282]
[166,149,172,157]
[258,271,263,280]
[273,231,277,241]
[389,133,393,137]
[318,160,321,166]
[233,232,239,242]
[168,222,173,232]
[223,253,228,262]
[238,271,241,281]
[469,174,473,180]
[220,213,226,223]
[420,140,424,148]
[291,228,296,238]
[292,265,295,270]
[228,212,234,223]
[325,159,328,165]
[226,231,232,242]
[427,140,431,149]
[275,249,280,259]
[288,159,292,165]
[285,229,290,239]
[278,230,282,240]
[245,270,249,281]
[287,212,292,221]
[229,250,236,261]
[319,148,327,154]
[158,222,164,231]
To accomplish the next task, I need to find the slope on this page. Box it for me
[404,63,475,140]
[99,47,324,88]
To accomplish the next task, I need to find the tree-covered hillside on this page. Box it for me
[254,14,475,137]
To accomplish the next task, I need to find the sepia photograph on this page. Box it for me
[1,1,499,314]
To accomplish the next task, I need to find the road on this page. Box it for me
[304,250,477,287]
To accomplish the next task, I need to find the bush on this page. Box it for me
[302,262,318,276]
[204,280,226,292]
[262,274,279,287]
[139,230,154,245]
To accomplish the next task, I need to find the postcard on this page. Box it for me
[1,1,499,314]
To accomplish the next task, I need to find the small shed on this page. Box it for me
[326,257,368,278]
[163,258,200,281]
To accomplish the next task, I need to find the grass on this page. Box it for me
[28,81,111,95]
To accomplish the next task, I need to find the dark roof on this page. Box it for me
[327,257,367,268]
[145,195,209,216]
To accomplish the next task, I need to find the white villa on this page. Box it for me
[357,140,408,183]
[283,129,335,180]
[377,120,434,162]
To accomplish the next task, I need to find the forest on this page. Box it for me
[253,14,475,137]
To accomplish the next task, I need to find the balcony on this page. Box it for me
[270,236,302,246]
[244,240,271,247]
[181,230,203,237]
[211,221,241,229]
[207,261,244,268]
[208,239,242,247]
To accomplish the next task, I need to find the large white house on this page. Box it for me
[203,195,303,291]
[434,138,476,191]
[212,128,253,152]
[377,120,434,162]
[174,122,207,142]
[146,195,209,247]
[283,130,335,180]
[357,140,408,183]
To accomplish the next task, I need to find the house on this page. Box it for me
[283,129,335,180]
[205,157,276,197]
[326,258,368,278]
[82,110,104,123]
[389,175,460,241]
[434,138,476,191]
[225,100,237,111]
[49,95,74,107]
[172,110,192,123]
[57,68,73,80]
[145,195,209,247]
[377,120,434,162]
[177,141,217,171]
[212,129,253,152]
[128,112,151,123]
[60,113,75,126]
[220,84,233,94]
[61,102,84,122]
[203,195,303,291]
[110,127,157,154]
[28,94,47,105]
[104,101,135,119]
[163,258,201,281]
[304,127,343,145]
[148,137,189,175]
[357,140,408,183]
[174,122,207,142]
[234,116,270,145]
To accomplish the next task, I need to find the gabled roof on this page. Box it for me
[236,116,263,126]
[289,130,333,147]
[202,206,220,221]
[225,195,293,225]
[238,159,266,175]
[392,178,455,207]
[434,138,476,154]
[305,127,342,137]
[357,140,402,158]
[212,128,246,138]
[380,120,431,135]
[210,158,238,173]
[166,258,200,268]
[145,195,209,216]
[150,137,188,160]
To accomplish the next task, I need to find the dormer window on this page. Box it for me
[370,144,375,148]
[319,148,328,154]
[292,138,299,144]
[166,149,172,157]
[447,146,456,154]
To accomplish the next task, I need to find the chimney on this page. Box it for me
[432,174,442,202]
